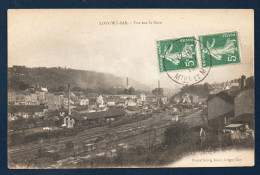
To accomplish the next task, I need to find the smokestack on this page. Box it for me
[68,84,71,116]
[241,75,246,89]
[126,77,129,88]
[158,80,160,89]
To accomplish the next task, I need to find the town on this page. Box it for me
[8,66,254,168]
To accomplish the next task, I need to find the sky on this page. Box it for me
[8,9,254,89]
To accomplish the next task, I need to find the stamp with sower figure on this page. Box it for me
[157,37,198,72]
[199,31,241,67]
[157,31,241,85]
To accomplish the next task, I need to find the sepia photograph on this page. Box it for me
[7,9,254,168]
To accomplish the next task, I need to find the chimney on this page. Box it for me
[158,80,160,89]
[241,75,246,89]
[126,77,129,88]
[68,84,71,116]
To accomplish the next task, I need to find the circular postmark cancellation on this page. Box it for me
[157,37,212,85]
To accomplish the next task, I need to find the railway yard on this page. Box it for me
[8,108,205,168]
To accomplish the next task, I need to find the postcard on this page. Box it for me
[7,9,254,168]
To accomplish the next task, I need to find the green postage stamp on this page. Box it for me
[157,31,241,72]
[157,37,198,72]
[199,31,241,67]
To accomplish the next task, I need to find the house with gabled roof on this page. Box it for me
[232,86,254,129]
[207,91,235,129]
[8,105,48,120]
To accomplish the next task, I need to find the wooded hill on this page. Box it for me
[8,66,150,93]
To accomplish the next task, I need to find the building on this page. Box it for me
[107,101,116,107]
[36,91,46,103]
[8,91,16,104]
[191,94,207,103]
[79,99,89,106]
[234,88,254,117]
[97,95,105,107]
[58,107,68,117]
[139,94,146,102]
[25,93,39,105]
[71,109,125,125]
[8,105,47,120]
[117,101,126,107]
[104,95,121,104]
[62,116,75,128]
[172,93,182,103]
[8,91,40,105]
[63,98,74,106]
[232,87,254,129]
[84,109,125,123]
[127,98,137,106]
[46,93,64,110]
[41,87,48,92]
[8,91,41,105]
[182,93,192,103]
[207,91,235,129]
[146,95,158,104]
[74,105,89,114]
[209,84,225,95]
[224,82,240,91]
[161,97,168,104]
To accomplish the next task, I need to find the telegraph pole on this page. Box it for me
[148,126,151,152]
[148,119,152,153]
[157,80,160,106]
[68,84,71,116]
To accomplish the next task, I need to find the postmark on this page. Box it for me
[157,37,198,72]
[199,31,241,67]
[157,37,212,85]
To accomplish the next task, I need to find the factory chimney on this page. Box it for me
[68,84,71,116]
[126,77,129,88]
[157,80,160,106]
[241,75,246,89]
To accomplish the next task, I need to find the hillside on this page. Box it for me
[179,84,211,98]
[8,66,150,92]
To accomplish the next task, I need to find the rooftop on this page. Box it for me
[74,105,89,111]
[225,124,244,128]
[231,113,254,123]
[208,91,234,105]
[8,105,47,113]
[86,109,125,120]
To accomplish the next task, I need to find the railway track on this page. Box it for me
[8,113,167,156]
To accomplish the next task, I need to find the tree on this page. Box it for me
[58,86,67,92]
[66,141,74,150]
[72,86,83,92]
[189,95,193,103]
[152,88,163,96]
[163,122,189,148]
[129,87,135,95]
[124,87,135,95]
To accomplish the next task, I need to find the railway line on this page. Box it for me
[8,112,168,157]
[9,109,204,166]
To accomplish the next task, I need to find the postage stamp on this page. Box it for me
[157,37,198,72]
[157,37,212,85]
[199,31,241,67]
[157,31,241,85]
